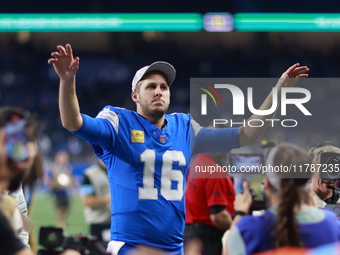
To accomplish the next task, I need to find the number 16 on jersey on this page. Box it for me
[138,149,186,201]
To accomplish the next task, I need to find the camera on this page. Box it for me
[325,204,340,219]
[319,152,340,180]
[38,227,110,255]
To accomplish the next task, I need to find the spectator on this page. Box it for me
[2,107,40,246]
[80,159,111,242]
[6,148,43,251]
[184,153,234,255]
[224,143,340,255]
[49,150,73,231]
[0,106,79,255]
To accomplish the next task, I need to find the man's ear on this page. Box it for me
[131,91,138,103]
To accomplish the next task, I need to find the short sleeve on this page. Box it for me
[227,226,247,255]
[72,108,118,151]
[205,179,229,208]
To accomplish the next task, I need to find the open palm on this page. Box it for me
[278,63,309,88]
[48,44,79,80]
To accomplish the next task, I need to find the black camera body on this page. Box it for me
[319,152,340,180]
[38,227,110,255]
[249,189,267,212]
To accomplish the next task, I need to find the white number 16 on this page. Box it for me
[138,149,186,201]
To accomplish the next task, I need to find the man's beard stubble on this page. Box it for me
[139,98,169,119]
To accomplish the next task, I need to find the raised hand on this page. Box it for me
[48,44,79,81]
[278,63,309,88]
[234,181,253,214]
[49,44,83,131]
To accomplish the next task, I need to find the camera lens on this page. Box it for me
[47,232,59,243]
[319,152,340,180]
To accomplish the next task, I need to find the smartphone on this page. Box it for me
[5,119,29,163]
[229,153,264,174]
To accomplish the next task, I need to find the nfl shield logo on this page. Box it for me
[160,135,166,144]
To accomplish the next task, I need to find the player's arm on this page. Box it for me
[222,181,252,255]
[48,44,82,132]
[210,205,232,231]
[48,45,115,151]
[238,63,309,147]
[191,119,240,155]
[205,178,233,231]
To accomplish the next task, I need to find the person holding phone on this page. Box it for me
[224,143,340,255]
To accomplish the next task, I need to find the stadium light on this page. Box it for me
[0,13,203,32]
[203,13,233,32]
[234,13,340,32]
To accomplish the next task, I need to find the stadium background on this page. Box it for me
[2,0,340,247]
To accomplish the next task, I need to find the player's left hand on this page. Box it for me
[277,63,309,88]
[234,180,252,214]
[48,44,79,82]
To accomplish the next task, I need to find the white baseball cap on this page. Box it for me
[131,61,176,92]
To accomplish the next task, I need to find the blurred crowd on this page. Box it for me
[1,37,340,161]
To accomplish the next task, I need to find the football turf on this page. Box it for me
[31,194,89,249]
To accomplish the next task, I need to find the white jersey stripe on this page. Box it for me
[96,107,119,134]
[190,119,202,137]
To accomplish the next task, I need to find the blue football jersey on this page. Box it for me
[73,106,239,253]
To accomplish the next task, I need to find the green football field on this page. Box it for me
[31,194,89,248]
[30,179,263,251]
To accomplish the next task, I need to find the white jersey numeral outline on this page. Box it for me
[138,149,186,201]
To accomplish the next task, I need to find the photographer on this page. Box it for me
[80,159,111,242]
[309,141,340,207]
[49,150,73,231]
[0,106,80,255]
[224,143,340,255]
